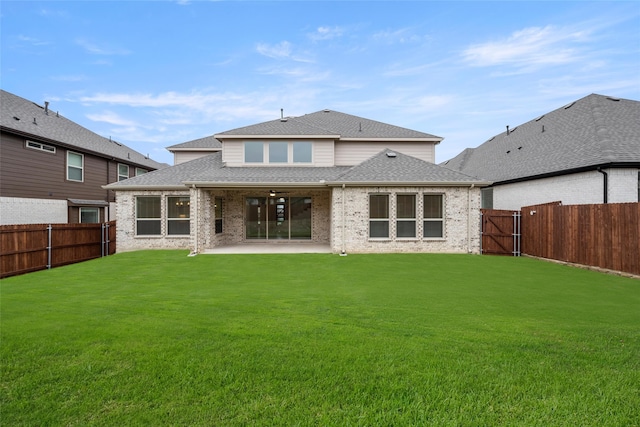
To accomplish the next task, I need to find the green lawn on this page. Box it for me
[2,251,639,426]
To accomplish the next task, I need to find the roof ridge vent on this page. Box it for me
[386,151,397,158]
[563,101,576,109]
[323,109,331,113]
[606,97,620,101]
[535,115,545,121]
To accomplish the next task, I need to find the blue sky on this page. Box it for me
[2,1,639,165]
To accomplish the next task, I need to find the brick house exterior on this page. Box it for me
[106,110,488,254]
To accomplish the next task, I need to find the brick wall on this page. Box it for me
[0,197,67,225]
[494,168,640,210]
[330,186,481,254]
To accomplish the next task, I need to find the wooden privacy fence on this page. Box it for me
[521,202,640,276]
[481,209,521,256]
[0,221,116,279]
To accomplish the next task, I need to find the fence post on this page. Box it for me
[512,212,521,257]
[480,211,484,254]
[47,224,52,269]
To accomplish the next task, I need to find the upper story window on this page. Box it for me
[244,141,313,164]
[67,151,84,182]
[245,142,264,163]
[26,140,56,154]
[118,164,130,181]
[136,168,148,176]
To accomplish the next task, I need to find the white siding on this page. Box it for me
[493,168,640,210]
[174,151,217,165]
[221,141,243,165]
[335,142,435,165]
[0,197,68,225]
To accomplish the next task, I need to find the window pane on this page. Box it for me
[424,221,443,238]
[168,197,190,218]
[68,152,82,167]
[397,221,416,238]
[293,142,312,163]
[137,220,161,235]
[136,168,148,175]
[370,221,389,238]
[269,142,288,163]
[397,195,416,219]
[481,188,493,209]
[290,197,312,239]
[68,167,83,181]
[136,197,161,219]
[245,142,263,163]
[369,195,389,219]
[215,197,223,234]
[80,208,100,223]
[168,219,190,235]
[424,195,443,218]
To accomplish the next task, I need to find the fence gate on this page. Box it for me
[481,209,521,256]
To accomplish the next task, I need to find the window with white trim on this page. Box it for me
[167,196,190,235]
[136,168,148,176]
[136,196,161,235]
[423,194,444,238]
[118,164,129,181]
[244,141,313,164]
[369,194,389,238]
[396,194,416,238]
[80,207,100,223]
[67,151,84,182]
[26,140,56,153]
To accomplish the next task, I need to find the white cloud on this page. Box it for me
[86,111,138,127]
[17,35,51,46]
[256,41,293,59]
[75,38,131,55]
[462,25,591,70]
[373,28,428,44]
[256,41,314,63]
[309,26,345,41]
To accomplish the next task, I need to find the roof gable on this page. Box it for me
[333,149,486,185]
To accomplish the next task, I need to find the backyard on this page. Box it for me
[1,251,639,426]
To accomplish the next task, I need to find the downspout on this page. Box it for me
[190,184,199,256]
[597,168,608,203]
[468,184,475,253]
[341,184,347,255]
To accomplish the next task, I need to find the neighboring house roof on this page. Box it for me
[166,135,222,151]
[105,149,487,190]
[442,94,640,184]
[0,89,167,170]
[216,109,442,141]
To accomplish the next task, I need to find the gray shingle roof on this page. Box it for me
[216,109,442,140]
[106,149,487,190]
[1,90,166,170]
[331,149,487,185]
[166,135,222,150]
[442,94,640,183]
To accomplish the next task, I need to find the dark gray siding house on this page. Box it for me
[0,89,167,225]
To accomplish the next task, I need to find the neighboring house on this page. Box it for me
[443,94,640,210]
[0,90,166,225]
[106,110,489,254]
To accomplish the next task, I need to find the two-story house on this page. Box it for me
[0,90,166,225]
[106,110,489,254]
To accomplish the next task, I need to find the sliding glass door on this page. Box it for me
[245,196,311,240]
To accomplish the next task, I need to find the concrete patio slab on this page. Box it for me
[200,243,332,254]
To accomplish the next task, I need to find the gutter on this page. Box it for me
[325,181,491,187]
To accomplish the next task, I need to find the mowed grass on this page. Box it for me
[2,252,639,426]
